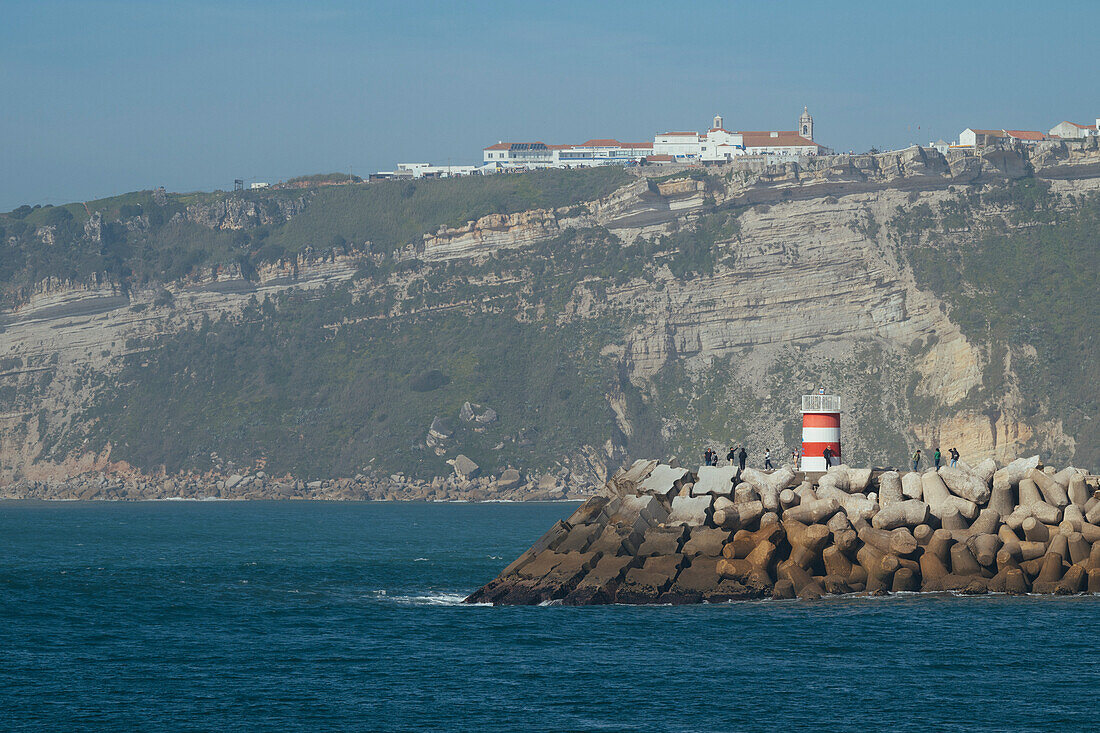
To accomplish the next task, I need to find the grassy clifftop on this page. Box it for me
[0,167,630,307]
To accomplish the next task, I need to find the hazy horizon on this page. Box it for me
[2,0,1098,211]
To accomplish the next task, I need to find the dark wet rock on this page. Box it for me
[615,554,686,604]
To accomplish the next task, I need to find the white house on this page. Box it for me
[395,163,478,179]
[740,131,822,157]
[1049,120,1099,139]
[481,142,556,168]
[959,128,1050,147]
[652,131,705,158]
[556,139,652,166]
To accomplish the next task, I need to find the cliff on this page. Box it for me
[1,146,1099,498]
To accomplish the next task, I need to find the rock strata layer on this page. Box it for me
[466,457,1100,604]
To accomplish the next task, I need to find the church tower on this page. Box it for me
[800,106,813,141]
[713,114,724,130]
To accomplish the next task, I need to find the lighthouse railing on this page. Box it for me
[801,394,841,413]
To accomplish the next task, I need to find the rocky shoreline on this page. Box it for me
[0,457,597,502]
[466,457,1100,604]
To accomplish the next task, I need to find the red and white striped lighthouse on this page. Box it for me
[800,391,841,472]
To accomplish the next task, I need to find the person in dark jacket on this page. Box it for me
[822,446,833,468]
[738,446,747,471]
[949,447,960,467]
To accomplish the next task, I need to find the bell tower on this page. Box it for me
[800,106,813,141]
[713,114,724,130]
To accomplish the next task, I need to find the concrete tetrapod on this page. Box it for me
[939,466,992,505]
[992,455,1040,488]
[1051,466,1082,487]
[858,525,918,557]
[973,458,998,485]
[816,485,876,521]
[781,498,841,524]
[901,472,923,500]
[740,467,796,512]
[967,507,1002,538]
[779,561,825,600]
[733,483,758,504]
[849,468,873,493]
[990,480,1016,517]
[1029,469,1070,509]
[1066,532,1090,565]
[967,533,1003,568]
[1067,475,1090,508]
[878,471,903,507]
[872,499,930,530]
[1085,501,1100,526]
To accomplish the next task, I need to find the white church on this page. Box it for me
[481,108,827,170]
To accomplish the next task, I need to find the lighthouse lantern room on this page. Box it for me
[800,392,841,472]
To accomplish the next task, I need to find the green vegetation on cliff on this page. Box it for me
[78,287,636,479]
[0,167,630,308]
[903,185,1100,463]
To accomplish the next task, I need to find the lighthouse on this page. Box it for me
[800,391,841,472]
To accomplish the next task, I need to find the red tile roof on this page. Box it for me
[739,131,821,148]
[1004,130,1047,141]
[578,139,623,147]
[1065,121,1098,130]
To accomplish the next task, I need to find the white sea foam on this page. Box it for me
[371,591,482,606]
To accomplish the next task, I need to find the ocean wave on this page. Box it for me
[369,590,482,606]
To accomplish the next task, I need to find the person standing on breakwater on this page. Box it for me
[738,445,747,472]
[703,448,713,466]
[822,446,834,468]
[912,449,922,471]
[950,447,960,467]
[764,449,774,470]
[727,445,737,466]
[933,448,942,469]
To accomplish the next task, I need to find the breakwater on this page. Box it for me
[466,457,1100,604]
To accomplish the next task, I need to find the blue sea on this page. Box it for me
[1,500,1097,732]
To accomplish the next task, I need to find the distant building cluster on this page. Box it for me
[370,108,1100,181]
[375,108,828,180]
[929,117,1100,153]
[481,108,828,172]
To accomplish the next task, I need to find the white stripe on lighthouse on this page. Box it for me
[802,426,841,443]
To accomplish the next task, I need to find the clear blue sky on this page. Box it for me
[2,0,1098,210]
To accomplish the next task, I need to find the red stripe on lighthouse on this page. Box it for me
[801,441,841,459]
[802,413,840,428]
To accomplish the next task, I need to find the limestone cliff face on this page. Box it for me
[1,147,1097,486]
[176,193,310,230]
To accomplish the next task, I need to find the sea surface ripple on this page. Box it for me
[1,500,1097,732]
